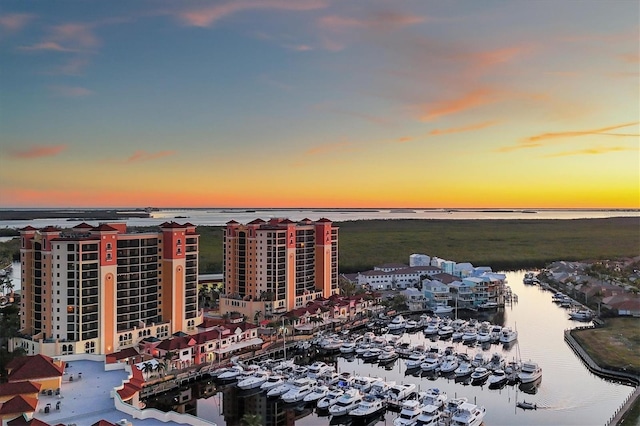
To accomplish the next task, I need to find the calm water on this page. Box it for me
[144,270,635,426]
[0,208,638,230]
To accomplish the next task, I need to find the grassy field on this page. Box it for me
[196,217,640,273]
[572,317,640,374]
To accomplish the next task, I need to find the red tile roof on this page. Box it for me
[0,381,41,397]
[316,218,332,222]
[7,417,52,426]
[248,218,265,225]
[6,355,64,382]
[92,224,118,232]
[91,421,117,426]
[0,395,38,415]
[40,226,60,233]
[20,226,37,231]
[73,222,94,229]
[156,335,195,351]
[106,347,140,361]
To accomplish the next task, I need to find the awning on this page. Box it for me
[213,337,263,354]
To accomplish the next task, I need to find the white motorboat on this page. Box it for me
[420,353,441,372]
[437,325,454,339]
[569,309,594,321]
[237,370,270,390]
[419,387,447,408]
[281,377,316,403]
[340,341,357,354]
[267,379,295,397]
[461,327,478,343]
[471,353,486,368]
[393,399,422,426]
[442,397,468,418]
[454,362,473,377]
[361,347,383,361]
[328,388,363,416]
[439,355,459,374]
[260,374,285,391]
[470,367,491,384]
[386,383,417,405]
[353,375,378,393]
[405,320,419,332]
[216,365,244,382]
[369,378,395,397]
[415,403,441,426]
[388,315,407,332]
[489,325,503,343]
[316,388,345,410]
[486,353,504,371]
[518,361,543,383]
[432,303,454,314]
[378,347,400,364]
[476,326,491,343]
[405,353,427,370]
[487,369,508,388]
[499,326,518,343]
[349,394,387,419]
[303,384,330,403]
[450,402,486,426]
[308,361,332,379]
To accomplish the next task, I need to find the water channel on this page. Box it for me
[142,270,635,426]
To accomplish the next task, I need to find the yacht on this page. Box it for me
[405,320,419,332]
[388,315,408,333]
[518,361,543,383]
[216,365,244,382]
[569,309,594,321]
[237,370,270,390]
[361,347,383,362]
[386,383,417,405]
[499,327,518,343]
[260,374,285,391]
[419,388,447,408]
[318,370,341,387]
[486,353,505,371]
[369,378,395,398]
[378,347,400,364]
[267,379,296,398]
[303,384,330,403]
[523,272,535,284]
[415,404,441,426]
[316,388,345,410]
[487,369,508,388]
[420,352,441,372]
[476,325,491,343]
[433,303,454,314]
[349,394,387,419]
[308,361,332,379]
[340,341,357,354]
[450,402,486,426]
[461,327,478,344]
[437,325,454,339]
[470,367,490,384]
[353,375,378,393]
[393,399,422,426]
[471,353,486,368]
[281,377,316,403]
[439,355,459,374]
[396,341,414,357]
[454,362,473,377]
[489,325,503,343]
[328,388,363,417]
[405,352,427,370]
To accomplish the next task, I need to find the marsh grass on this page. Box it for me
[196,217,640,273]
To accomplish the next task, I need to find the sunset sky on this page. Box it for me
[1,1,638,209]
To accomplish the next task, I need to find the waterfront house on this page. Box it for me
[402,287,425,311]
[421,279,452,308]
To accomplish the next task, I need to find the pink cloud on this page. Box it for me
[285,44,313,52]
[7,144,68,159]
[19,42,77,52]
[50,23,99,49]
[318,10,425,32]
[396,136,413,143]
[0,13,34,33]
[429,120,499,136]
[49,85,94,97]
[526,122,639,144]
[419,89,502,121]
[544,146,638,158]
[179,0,327,27]
[126,150,176,163]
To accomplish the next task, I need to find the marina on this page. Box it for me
[142,270,636,425]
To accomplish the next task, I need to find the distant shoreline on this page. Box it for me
[0,209,150,221]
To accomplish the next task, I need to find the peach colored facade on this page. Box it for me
[12,222,201,357]
[222,218,339,319]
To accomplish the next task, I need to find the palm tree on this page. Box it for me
[142,362,154,380]
[163,351,177,371]
[308,315,324,330]
[253,310,262,325]
[155,361,167,377]
[241,413,263,426]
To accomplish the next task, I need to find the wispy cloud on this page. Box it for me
[178,0,327,27]
[7,144,68,159]
[306,140,357,156]
[619,52,639,63]
[284,44,313,52]
[497,122,640,152]
[544,146,638,158]
[318,10,425,32]
[18,42,78,52]
[49,85,94,97]
[396,136,413,143]
[126,150,176,163]
[50,23,99,49]
[0,13,34,33]
[526,122,639,144]
[418,88,502,121]
[429,120,499,136]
